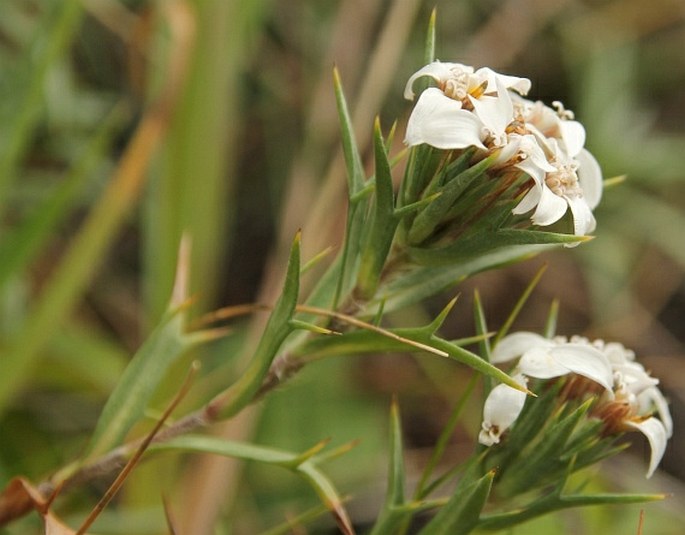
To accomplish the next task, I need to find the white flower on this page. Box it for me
[479,333,673,478]
[509,99,603,237]
[512,139,603,236]
[478,332,614,447]
[479,373,528,446]
[517,99,586,158]
[490,332,614,390]
[403,61,531,149]
[593,340,672,477]
[624,418,668,478]
[404,88,486,149]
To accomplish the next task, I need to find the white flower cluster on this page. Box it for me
[404,61,603,236]
[478,332,672,478]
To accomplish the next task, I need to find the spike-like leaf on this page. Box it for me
[420,470,495,535]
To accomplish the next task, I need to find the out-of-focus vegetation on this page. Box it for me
[0,0,683,533]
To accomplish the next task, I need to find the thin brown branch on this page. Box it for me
[75,362,199,535]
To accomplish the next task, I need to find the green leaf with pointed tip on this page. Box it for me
[408,154,496,245]
[420,148,476,203]
[497,400,593,498]
[412,334,526,394]
[333,67,365,196]
[212,233,301,419]
[85,305,198,458]
[397,146,442,235]
[369,399,408,535]
[151,434,354,535]
[419,470,495,535]
[387,399,406,506]
[332,69,371,307]
[473,290,493,396]
[409,229,589,266]
[356,119,400,299]
[477,490,665,532]
[364,243,558,316]
[543,299,560,338]
[424,9,437,64]
[484,380,562,475]
[292,317,524,393]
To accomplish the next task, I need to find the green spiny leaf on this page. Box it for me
[355,119,400,299]
[333,67,364,196]
[364,244,556,315]
[408,229,589,266]
[369,398,409,535]
[408,154,496,245]
[420,470,495,535]
[85,305,197,458]
[211,232,301,419]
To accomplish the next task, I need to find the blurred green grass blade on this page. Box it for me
[473,289,491,360]
[415,374,478,501]
[419,470,495,535]
[0,63,179,414]
[85,306,197,458]
[387,398,406,506]
[543,299,560,339]
[144,0,268,322]
[0,103,126,290]
[0,0,83,215]
[494,263,547,345]
[45,323,128,393]
[260,502,332,535]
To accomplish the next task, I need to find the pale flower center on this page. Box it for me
[440,70,471,101]
[545,160,583,199]
[439,68,488,106]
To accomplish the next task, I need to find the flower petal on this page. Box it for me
[404,61,473,100]
[576,148,603,209]
[491,331,550,364]
[549,343,614,391]
[513,186,541,215]
[559,120,586,157]
[530,184,568,226]
[625,417,668,478]
[519,346,573,378]
[567,195,596,236]
[468,78,513,141]
[638,386,673,438]
[479,374,528,446]
[475,67,531,95]
[404,88,485,149]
